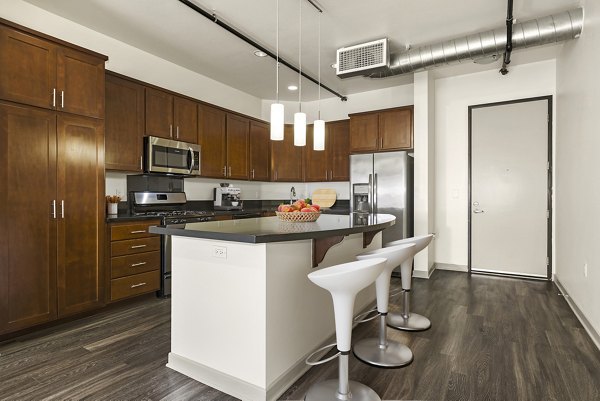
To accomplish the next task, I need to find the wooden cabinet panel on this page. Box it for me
[0,26,57,110]
[105,73,144,171]
[249,121,270,181]
[198,104,227,178]
[173,96,197,143]
[110,220,160,241]
[56,114,104,317]
[110,270,160,302]
[349,113,379,152]
[329,120,350,181]
[226,114,249,180]
[111,237,161,257]
[271,125,303,182]
[145,87,173,139]
[214,214,233,221]
[0,103,57,334]
[304,125,328,182]
[111,251,160,279]
[57,47,105,118]
[380,108,413,150]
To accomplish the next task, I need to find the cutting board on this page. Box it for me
[312,189,337,208]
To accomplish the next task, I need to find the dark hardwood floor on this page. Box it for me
[1,270,599,400]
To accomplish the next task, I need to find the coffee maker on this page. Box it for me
[214,185,243,210]
[352,183,371,213]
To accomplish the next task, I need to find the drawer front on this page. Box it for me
[110,220,161,241]
[110,270,160,301]
[111,237,160,257]
[111,251,160,279]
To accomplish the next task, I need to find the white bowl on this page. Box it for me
[231,201,239,206]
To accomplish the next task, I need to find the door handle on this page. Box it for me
[188,147,195,174]
[473,209,485,214]
[61,200,65,218]
[52,88,56,108]
[176,126,180,139]
[373,173,378,213]
[51,200,56,219]
[60,91,64,108]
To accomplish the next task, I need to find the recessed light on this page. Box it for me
[254,50,268,57]
[288,85,298,91]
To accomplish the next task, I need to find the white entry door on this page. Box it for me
[470,98,550,278]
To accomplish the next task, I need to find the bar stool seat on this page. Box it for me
[384,234,434,331]
[353,243,416,368]
[304,258,386,401]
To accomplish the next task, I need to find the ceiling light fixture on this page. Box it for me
[254,50,268,57]
[288,85,298,91]
[313,11,325,151]
[270,0,284,141]
[294,0,306,147]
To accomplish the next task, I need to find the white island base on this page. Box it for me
[167,232,381,401]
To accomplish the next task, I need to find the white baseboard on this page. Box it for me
[554,277,600,352]
[435,263,468,272]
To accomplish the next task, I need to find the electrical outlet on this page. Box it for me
[213,246,227,259]
[584,263,588,277]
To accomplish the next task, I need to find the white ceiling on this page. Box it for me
[25,0,579,101]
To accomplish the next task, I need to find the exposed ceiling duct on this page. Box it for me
[337,8,584,79]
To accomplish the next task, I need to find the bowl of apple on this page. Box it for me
[275,199,321,222]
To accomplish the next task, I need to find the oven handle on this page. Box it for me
[188,147,195,174]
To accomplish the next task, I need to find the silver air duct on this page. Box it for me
[366,8,583,78]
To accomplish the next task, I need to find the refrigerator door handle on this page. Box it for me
[368,173,373,213]
[373,173,378,213]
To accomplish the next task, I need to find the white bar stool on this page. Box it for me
[304,258,387,401]
[384,234,434,331]
[353,243,416,368]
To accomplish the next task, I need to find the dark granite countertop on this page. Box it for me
[149,213,394,243]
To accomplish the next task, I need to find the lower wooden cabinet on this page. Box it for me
[107,220,161,302]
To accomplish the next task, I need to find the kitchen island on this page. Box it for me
[150,213,395,401]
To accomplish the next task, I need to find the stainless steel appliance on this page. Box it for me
[350,152,414,249]
[144,136,200,176]
[214,185,243,210]
[130,191,214,297]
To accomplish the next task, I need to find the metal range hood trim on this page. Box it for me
[368,8,584,78]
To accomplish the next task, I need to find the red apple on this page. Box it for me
[311,204,321,211]
[301,207,313,212]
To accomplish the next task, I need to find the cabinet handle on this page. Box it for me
[130,230,146,234]
[131,244,147,249]
[61,91,65,109]
[380,137,383,149]
[131,262,147,267]
[330,170,333,181]
[223,166,227,176]
[251,169,255,179]
[170,125,173,138]
[61,200,65,219]
[51,200,56,219]
[228,166,232,176]
[140,155,143,171]
[176,126,179,139]
[275,170,278,181]
[130,282,147,288]
[52,88,56,108]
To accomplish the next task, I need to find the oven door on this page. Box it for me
[145,136,200,176]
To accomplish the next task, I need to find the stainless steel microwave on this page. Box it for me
[144,136,200,176]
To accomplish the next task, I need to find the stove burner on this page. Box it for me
[134,210,212,217]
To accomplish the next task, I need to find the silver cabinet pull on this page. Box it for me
[61,200,65,218]
[52,88,56,107]
[61,91,64,108]
[130,230,146,234]
[169,124,173,138]
[176,126,179,139]
[140,155,143,171]
[131,262,147,267]
[380,137,383,149]
[222,166,227,176]
[51,200,56,219]
[228,166,232,176]
[251,169,255,179]
[130,282,147,288]
[131,244,147,249]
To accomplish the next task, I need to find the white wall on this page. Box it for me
[434,60,557,267]
[555,0,600,342]
[1,0,262,117]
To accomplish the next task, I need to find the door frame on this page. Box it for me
[468,95,553,280]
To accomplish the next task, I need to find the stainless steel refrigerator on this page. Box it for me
[350,152,414,246]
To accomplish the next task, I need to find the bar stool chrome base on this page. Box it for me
[387,311,431,332]
[304,379,381,401]
[353,337,413,368]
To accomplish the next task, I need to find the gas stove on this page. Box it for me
[130,192,215,224]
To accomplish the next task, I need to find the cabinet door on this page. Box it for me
[56,114,104,316]
[380,107,413,150]
[226,114,249,180]
[271,125,303,182]
[0,25,57,110]
[105,74,144,171]
[173,96,197,144]
[329,120,350,181]
[198,104,227,178]
[0,103,57,334]
[145,88,173,139]
[304,125,329,182]
[249,120,270,181]
[57,47,105,119]
[349,113,379,152]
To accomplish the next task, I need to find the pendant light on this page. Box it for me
[313,11,325,151]
[293,0,306,146]
[270,0,284,140]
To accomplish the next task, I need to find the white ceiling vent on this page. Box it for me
[336,38,389,78]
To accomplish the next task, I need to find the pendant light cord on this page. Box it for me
[276,0,279,103]
[298,0,302,113]
[317,12,321,120]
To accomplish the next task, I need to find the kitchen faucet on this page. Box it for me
[290,186,297,204]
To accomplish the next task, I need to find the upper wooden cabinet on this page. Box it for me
[249,121,270,181]
[105,73,144,171]
[145,87,197,142]
[0,24,106,119]
[305,120,350,182]
[226,114,249,180]
[198,104,226,178]
[271,125,303,182]
[349,106,413,153]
